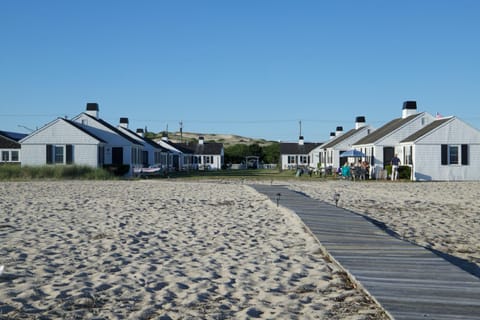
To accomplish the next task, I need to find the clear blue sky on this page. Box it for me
[1,1,479,142]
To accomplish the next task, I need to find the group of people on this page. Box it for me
[338,154,401,181]
[339,160,370,180]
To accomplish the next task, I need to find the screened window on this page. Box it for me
[11,151,19,162]
[2,151,9,162]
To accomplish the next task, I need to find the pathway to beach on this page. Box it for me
[253,184,480,320]
[0,180,387,319]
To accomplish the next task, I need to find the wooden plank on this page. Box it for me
[251,185,480,320]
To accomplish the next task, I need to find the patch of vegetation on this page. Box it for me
[0,164,115,180]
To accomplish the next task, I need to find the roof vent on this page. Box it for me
[402,101,417,118]
[86,103,99,118]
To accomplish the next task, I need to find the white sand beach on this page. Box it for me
[0,181,387,319]
[288,180,480,270]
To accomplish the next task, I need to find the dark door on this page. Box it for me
[112,147,123,165]
[383,147,394,168]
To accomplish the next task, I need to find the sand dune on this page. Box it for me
[0,181,386,319]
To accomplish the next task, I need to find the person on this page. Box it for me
[391,154,401,181]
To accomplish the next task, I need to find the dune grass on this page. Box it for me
[0,164,115,180]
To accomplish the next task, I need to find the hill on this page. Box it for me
[153,131,275,147]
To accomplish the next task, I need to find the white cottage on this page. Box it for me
[178,137,224,170]
[20,117,106,167]
[400,116,480,181]
[0,130,25,164]
[316,116,374,172]
[353,101,435,179]
[279,136,323,170]
[116,117,172,169]
[21,103,144,176]
[71,103,145,175]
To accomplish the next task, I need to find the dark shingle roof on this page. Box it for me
[0,134,21,149]
[178,142,223,155]
[65,119,107,143]
[354,113,422,145]
[321,126,369,149]
[82,113,143,146]
[280,142,322,155]
[400,118,452,143]
[0,130,27,142]
[119,127,170,152]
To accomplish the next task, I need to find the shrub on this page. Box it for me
[384,165,411,180]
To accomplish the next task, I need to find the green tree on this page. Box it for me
[262,143,280,164]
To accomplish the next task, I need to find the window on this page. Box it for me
[204,156,214,164]
[2,151,9,162]
[55,146,64,163]
[441,144,468,165]
[299,156,308,164]
[11,151,19,162]
[287,156,296,164]
[46,144,73,164]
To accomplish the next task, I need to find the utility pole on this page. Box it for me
[179,121,183,143]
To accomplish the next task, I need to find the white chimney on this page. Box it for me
[298,136,304,145]
[355,116,366,129]
[86,103,99,118]
[136,128,144,137]
[119,117,129,129]
[199,136,205,145]
[329,132,336,139]
[402,101,417,119]
[335,126,343,136]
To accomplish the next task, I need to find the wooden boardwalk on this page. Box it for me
[251,185,480,320]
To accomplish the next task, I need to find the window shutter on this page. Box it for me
[441,144,448,165]
[461,144,469,165]
[66,145,73,164]
[46,145,53,164]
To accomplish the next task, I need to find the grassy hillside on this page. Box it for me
[150,131,275,146]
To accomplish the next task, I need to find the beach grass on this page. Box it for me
[0,164,115,180]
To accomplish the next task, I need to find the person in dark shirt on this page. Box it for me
[391,154,401,181]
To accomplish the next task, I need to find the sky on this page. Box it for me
[1,1,479,142]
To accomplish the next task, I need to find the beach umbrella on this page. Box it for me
[339,149,366,158]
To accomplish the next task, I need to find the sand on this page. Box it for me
[288,180,480,270]
[0,181,387,319]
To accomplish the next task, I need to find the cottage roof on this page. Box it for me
[118,127,170,152]
[65,119,107,143]
[178,142,223,155]
[82,113,143,146]
[320,126,369,149]
[0,130,27,142]
[354,113,423,145]
[400,117,452,143]
[161,140,194,154]
[0,134,21,149]
[280,142,322,155]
